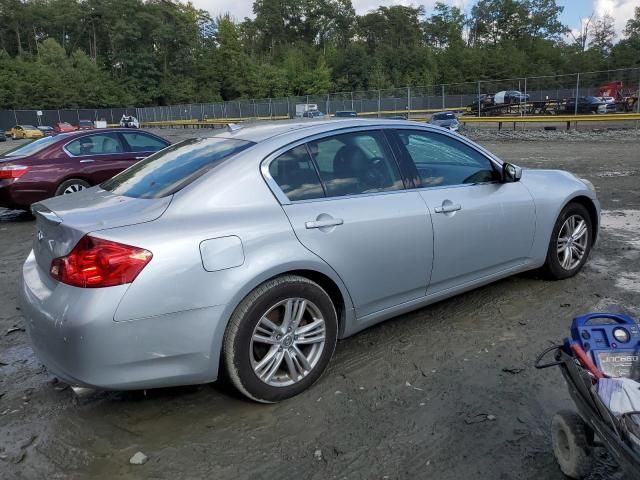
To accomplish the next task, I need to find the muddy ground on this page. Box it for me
[1,128,640,479]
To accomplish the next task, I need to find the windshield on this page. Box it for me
[2,135,61,157]
[21,125,37,130]
[101,137,254,199]
[79,120,92,125]
[433,113,456,120]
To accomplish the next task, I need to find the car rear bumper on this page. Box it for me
[20,250,225,390]
[0,180,48,210]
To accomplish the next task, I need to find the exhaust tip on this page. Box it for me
[71,386,96,398]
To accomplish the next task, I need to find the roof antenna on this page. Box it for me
[227,123,243,133]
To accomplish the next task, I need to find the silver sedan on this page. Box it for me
[21,119,599,402]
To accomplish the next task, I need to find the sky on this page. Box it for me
[187,0,640,40]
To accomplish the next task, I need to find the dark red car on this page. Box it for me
[0,129,170,210]
[53,122,76,133]
[77,120,94,130]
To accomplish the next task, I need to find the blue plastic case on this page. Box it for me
[570,313,640,379]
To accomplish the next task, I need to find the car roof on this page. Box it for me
[215,118,433,143]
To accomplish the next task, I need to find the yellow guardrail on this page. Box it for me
[460,113,640,123]
[126,111,640,130]
[141,116,289,127]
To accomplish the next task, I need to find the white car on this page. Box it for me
[119,115,140,128]
[596,97,617,113]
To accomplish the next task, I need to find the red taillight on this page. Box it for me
[0,165,30,179]
[50,235,152,288]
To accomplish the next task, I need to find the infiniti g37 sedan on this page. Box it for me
[21,119,599,402]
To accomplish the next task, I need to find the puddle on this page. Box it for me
[0,208,33,222]
[596,170,638,177]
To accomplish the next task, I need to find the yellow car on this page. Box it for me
[8,125,44,140]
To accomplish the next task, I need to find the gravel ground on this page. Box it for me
[1,128,639,479]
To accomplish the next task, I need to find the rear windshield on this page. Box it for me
[2,135,61,157]
[101,137,253,199]
[433,113,456,120]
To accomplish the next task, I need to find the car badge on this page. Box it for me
[37,230,44,242]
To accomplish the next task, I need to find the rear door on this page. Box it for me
[389,128,536,295]
[266,129,434,319]
[64,132,134,183]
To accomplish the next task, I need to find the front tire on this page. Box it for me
[223,275,338,403]
[542,202,593,280]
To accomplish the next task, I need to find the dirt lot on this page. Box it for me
[1,128,639,479]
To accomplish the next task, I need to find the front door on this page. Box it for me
[267,131,434,319]
[390,128,536,294]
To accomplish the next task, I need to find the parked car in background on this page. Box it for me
[595,96,617,113]
[494,90,530,104]
[37,126,55,136]
[54,122,76,134]
[302,110,325,118]
[429,111,460,131]
[467,94,495,112]
[120,115,140,128]
[77,120,94,130]
[564,96,612,114]
[20,119,599,403]
[335,111,357,118]
[9,125,44,140]
[0,129,169,210]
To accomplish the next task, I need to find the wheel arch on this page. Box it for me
[214,264,354,380]
[565,195,599,243]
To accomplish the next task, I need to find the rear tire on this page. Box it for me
[55,179,90,196]
[542,202,593,280]
[223,275,338,403]
[551,410,593,478]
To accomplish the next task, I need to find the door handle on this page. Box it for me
[305,218,344,229]
[79,159,95,163]
[135,156,146,160]
[434,204,462,214]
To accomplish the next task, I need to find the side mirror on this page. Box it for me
[502,163,522,183]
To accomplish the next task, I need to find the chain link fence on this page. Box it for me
[2,68,639,130]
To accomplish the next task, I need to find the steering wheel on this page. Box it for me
[365,157,391,188]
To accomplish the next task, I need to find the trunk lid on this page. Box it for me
[32,187,171,273]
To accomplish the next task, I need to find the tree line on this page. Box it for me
[1,0,639,110]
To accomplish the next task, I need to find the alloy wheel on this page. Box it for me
[250,298,326,387]
[556,214,589,270]
[63,184,86,195]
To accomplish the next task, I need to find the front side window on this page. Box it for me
[396,130,499,187]
[66,134,124,156]
[307,131,403,197]
[121,132,168,153]
[269,145,324,201]
[101,137,253,199]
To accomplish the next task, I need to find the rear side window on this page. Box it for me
[396,130,499,187]
[121,132,168,153]
[307,131,403,197]
[269,145,324,201]
[101,137,253,199]
[2,135,60,157]
[66,133,124,155]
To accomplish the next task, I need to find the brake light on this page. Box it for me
[0,165,30,179]
[50,235,152,288]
